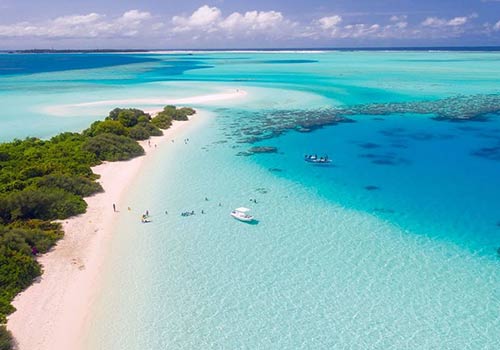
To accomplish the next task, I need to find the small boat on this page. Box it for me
[231,207,255,222]
[304,154,332,164]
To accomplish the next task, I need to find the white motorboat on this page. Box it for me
[231,207,255,222]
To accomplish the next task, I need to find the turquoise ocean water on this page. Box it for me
[1,51,499,348]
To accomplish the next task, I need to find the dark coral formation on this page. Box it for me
[236,146,278,156]
[390,143,408,149]
[472,145,500,161]
[249,146,278,153]
[346,94,500,122]
[358,142,381,149]
[228,109,355,144]
[221,93,500,145]
[359,152,410,166]
[378,128,455,141]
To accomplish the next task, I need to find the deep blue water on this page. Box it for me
[245,114,500,253]
[0,53,212,76]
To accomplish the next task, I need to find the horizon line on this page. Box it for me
[2,45,500,53]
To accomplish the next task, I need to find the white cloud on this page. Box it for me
[311,12,480,40]
[421,16,469,27]
[390,15,407,22]
[172,5,221,32]
[220,10,285,31]
[447,16,468,26]
[317,15,342,30]
[121,10,151,21]
[0,9,156,38]
[341,24,381,38]
[170,5,296,39]
[0,6,494,45]
[422,17,447,27]
[52,13,102,26]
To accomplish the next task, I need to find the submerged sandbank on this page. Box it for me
[44,89,248,117]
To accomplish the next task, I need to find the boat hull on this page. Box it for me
[304,159,332,164]
[231,212,254,222]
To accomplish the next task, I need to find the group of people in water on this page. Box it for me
[178,198,219,217]
[135,195,260,222]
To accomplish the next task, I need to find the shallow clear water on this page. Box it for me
[1,51,499,348]
[86,113,499,349]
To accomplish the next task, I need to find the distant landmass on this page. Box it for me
[2,46,500,53]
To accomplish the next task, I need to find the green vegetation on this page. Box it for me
[0,105,195,348]
[0,326,12,350]
[151,105,195,129]
[162,105,196,121]
[82,133,144,160]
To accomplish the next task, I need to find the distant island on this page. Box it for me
[0,49,152,54]
[0,105,195,349]
[1,46,500,54]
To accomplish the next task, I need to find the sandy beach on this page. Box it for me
[6,90,244,350]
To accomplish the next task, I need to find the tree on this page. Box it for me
[83,120,128,137]
[107,108,150,127]
[82,133,144,161]
[152,112,173,129]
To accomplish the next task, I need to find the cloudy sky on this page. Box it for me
[0,0,499,49]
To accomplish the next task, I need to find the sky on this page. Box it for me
[0,0,499,49]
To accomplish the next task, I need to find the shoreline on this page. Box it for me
[6,109,205,350]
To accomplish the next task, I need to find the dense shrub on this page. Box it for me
[6,222,62,253]
[107,108,150,127]
[128,125,151,140]
[142,122,163,137]
[0,325,13,350]
[0,187,87,222]
[83,120,128,137]
[37,174,103,197]
[137,115,151,123]
[82,133,144,161]
[179,107,196,116]
[161,105,196,121]
[151,112,173,129]
[129,122,163,140]
[0,244,41,321]
[0,132,98,195]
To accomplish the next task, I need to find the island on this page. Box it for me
[0,105,195,349]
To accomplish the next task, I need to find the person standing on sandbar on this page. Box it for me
[113,203,116,212]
